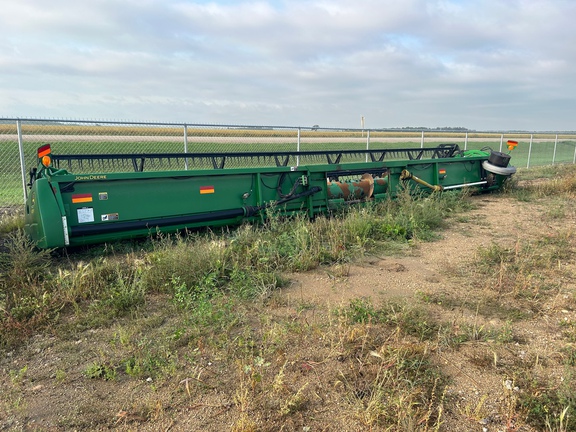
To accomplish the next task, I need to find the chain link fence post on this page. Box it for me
[527,134,533,168]
[184,124,189,170]
[552,134,558,165]
[365,129,370,162]
[296,127,301,167]
[17,120,28,204]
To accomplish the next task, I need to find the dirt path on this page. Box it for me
[285,193,575,430]
[287,195,531,305]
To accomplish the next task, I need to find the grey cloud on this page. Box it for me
[0,0,575,129]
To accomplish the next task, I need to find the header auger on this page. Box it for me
[24,143,516,249]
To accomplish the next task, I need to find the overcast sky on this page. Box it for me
[0,0,574,130]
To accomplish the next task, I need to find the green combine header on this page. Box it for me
[24,143,516,248]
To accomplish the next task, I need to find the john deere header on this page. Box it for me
[24,143,516,248]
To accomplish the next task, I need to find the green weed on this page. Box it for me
[559,319,576,343]
[561,346,576,367]
[517,371,576,431]
[340,298,438,341]
[84,362,116,380]
[0,230,55,346]
[8,365,28,385]
[123,349,176,379]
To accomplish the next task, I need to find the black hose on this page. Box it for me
[244,186,322,216]
[71,207,247,236]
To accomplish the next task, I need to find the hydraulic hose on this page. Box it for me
[71,208,247,236]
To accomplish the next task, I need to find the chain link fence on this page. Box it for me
[1,118,576,215]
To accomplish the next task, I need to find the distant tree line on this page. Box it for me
[395,126,470,131]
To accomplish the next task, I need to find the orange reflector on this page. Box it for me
[41,155,51,167]
[439,169,446,175]
[506,140,518,150]
[200,186,215,194]
[38,144,51,158]
[72,193,93,204]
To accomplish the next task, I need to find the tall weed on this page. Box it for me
[0,230,55,345]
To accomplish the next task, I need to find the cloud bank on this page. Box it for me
[1,0,574,130]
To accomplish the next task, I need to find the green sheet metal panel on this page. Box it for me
[25,178,68,249]
[32,166,330,247]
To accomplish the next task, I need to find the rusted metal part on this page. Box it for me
[327,173,376,200]
[373,177,389,195]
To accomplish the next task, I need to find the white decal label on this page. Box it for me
[101,213,119,221]
[77,207,95,223]
[62,216,70,246]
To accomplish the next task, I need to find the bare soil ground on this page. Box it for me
[288,193,576,430]
[1,187,575,431]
